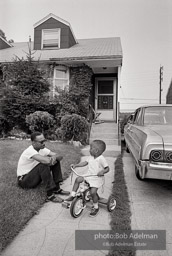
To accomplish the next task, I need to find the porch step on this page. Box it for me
[91,122,118,131]
[89,122,121,148]
[90,133,119,140]
[82,144,121,157]
[89,138,119,145]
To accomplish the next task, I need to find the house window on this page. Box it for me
[53,66,69,95]
[42,29,60,49]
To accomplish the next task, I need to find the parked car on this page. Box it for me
[124,104,172,180]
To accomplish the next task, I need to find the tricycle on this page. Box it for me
[62,166,116,218]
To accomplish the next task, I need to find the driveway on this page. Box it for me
[123,151,172,256]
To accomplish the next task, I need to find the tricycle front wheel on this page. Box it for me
[70,197,85,218]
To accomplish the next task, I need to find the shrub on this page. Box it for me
[26,111,56,134]
[1,55,60,133]
[119,112,133,134]
[0,115,9,137]
[8,126,28,139]
[56,114,89,144]
[1,94,61,133]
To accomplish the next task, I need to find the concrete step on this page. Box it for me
[92,125,118,131]
[82,145,121,157]
[89,138,120,146]
[91,127,118,133]
[90,133,119,139]
[88,121,121,152]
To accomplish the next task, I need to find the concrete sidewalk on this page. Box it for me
[1,122,121,256]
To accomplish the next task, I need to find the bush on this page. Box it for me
[0,115,9,137]
[8,126,28,139]
[1,57,61,134]
[119,112,133,134]
[26,111,56,134]
[56,114,89,144]
[1,87,61,134]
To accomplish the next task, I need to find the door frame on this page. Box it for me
[95,77,117,121]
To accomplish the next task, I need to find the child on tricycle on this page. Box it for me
[64,139,116,217]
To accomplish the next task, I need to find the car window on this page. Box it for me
[144,106,172,125]
[133,110,138,123]
[133,109,141,125]
[136,109,143,125]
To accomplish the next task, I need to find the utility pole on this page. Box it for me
[159,65,163,104]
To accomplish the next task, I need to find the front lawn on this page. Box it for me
[0,139,81,252]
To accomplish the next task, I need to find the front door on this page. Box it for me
[95,78,117,121]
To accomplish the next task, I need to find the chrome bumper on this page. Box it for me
[139,161,172,180]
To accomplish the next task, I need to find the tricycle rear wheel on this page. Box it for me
[107,195,116,212]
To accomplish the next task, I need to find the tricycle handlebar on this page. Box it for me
[70,166,98,177]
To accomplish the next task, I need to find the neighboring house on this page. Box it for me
[0,13,123,122]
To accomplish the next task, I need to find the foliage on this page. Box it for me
[2,57,50,97]
[56,114,89,144]
[9,127,28,139]
[55,65,93,118]
[1,60,93,142]
[26,111,56,134]
[55,88,79,116]
[119,112,133,134]
[1,90,60,133]
[0,114,10,137]
[0,53,56,133]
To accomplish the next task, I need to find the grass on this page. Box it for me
[0,139,81,252]
[108,150,136,256]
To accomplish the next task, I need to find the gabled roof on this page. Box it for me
[0,37,122,63]
[33,13,77,44]
[0,35,13,49]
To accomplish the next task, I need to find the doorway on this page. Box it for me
[95,78,117,121]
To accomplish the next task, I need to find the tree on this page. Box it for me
[1,50,52,132]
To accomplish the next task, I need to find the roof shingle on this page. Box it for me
[0,37,122,63]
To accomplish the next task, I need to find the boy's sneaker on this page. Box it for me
[89,207,99,217]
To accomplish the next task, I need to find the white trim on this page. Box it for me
[52,66,69,96]
[0,35,13,47]
[33,13,78,43]
[117,66,121,122]
[41,28,61,49]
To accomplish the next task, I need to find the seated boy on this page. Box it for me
[65,140,109,217]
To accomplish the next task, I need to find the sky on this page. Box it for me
[0,0,172,111]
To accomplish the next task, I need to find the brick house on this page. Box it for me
[0,13,123,122]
